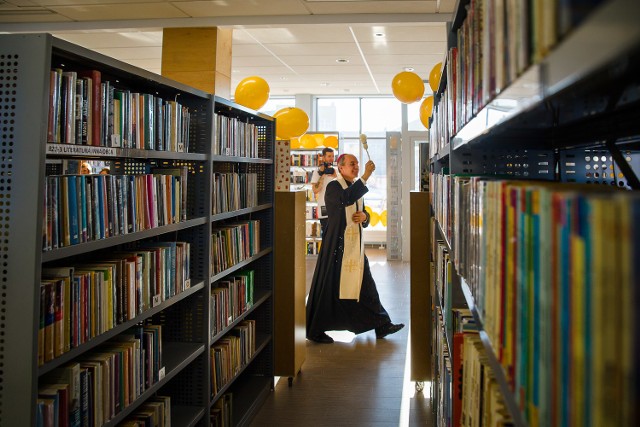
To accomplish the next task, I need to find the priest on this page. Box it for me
[306,153,404,344]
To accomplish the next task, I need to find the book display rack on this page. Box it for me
[424,1,640,426]
[1,33,274,426]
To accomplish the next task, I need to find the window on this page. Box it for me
[316,97,402,240]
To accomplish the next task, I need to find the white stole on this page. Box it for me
[337,177,365,301]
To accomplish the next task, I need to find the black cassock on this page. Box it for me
[306,178,391,338]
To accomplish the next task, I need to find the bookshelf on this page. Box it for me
[425,1,640,427]
[1,33,275,426]
[289,132,339,256]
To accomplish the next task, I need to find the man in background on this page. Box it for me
[310,147,337,237]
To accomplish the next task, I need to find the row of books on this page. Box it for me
[212,172,258,215]
[290,153,322,167]
[210,270,255,338]
[39,241,190,365]
[48,69,191,151]
[291,170,314,184]
[120,396,171,427]
[435,175,640,426]
[457,332,514,427]
[211,320,256,396]
[37,324,163,427]
[305,205,321,220]
[306,220,321,238]
[306,240,321,255]
[211,220,261,276]
[211,393,233,427]
[432,306,452,427]
[43,169,188,250]
[429,0,604,158]
[214,113,259,158]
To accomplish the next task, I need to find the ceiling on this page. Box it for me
[0,0,454,97]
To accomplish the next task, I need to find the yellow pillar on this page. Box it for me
[161,27,232,98]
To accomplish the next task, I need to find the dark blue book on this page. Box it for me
[96,174,105,239]
[67,176,79,245]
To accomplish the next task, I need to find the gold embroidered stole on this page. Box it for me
[337,177,364,300]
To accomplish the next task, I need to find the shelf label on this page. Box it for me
[46,143,117,157]
[158,367,166,380]
[184,279,191,289]
[152,295,162,307]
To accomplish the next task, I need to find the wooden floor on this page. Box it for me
[250,248,431,427]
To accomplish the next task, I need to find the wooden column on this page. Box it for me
[161,27,232,97]
[274,191,307,385]
[410,190,432,382]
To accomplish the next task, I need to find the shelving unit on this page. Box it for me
[424,1,640,426]
[1,33,275,426]
[289,132,339,256]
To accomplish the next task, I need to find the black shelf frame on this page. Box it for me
[41,217,208,262]
[208,334,272,406]
[211,204,273,222]
[103,342,205,427]
[209,289,273,346]
[209,248,273,284]
[171,405,206,427]
[38,282,205,376]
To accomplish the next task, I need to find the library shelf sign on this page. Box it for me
[46,143,117,157]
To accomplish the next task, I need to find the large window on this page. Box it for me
[316,97,401,240]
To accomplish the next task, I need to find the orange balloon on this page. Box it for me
[429,63,442,92]
[234,76,270,110]
[290,136,301,149]
[380,210,387,227]
[419,96,434,129]
[324,135,339,149]
[369,211,380,227]
[273,107,309,140]
[313,133,326,147]
[391,71,425,104]
[299,133,316,149]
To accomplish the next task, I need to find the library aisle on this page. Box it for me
[250,249,431,427]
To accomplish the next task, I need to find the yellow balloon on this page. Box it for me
[429,63,442,92]
[273,107,309,140]
[391,71,425,104]
[365,206,373,217]
[234,76,270,110]
[299,133,316,149]
[324,135,339,149]
[369,211,380,227]
[290,136,301,149]
[380,210,387,227]
[313,133,326,147]
[419,96,434,129]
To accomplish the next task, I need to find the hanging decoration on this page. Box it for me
[273,107,309,140]
[391,71,425,104]
[234,76,270,110]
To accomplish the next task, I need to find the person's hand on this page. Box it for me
[362,160,376,181]
[352,211,367,224]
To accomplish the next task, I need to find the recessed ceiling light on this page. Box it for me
[344,88,351,92]
[375,33,385,37]
[336,58,349,63]
[320,82,330,87]
[280,76,287,80]
[404,67,415,72]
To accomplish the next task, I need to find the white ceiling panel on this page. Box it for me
[350,23,447,42]
[52,30,163,49]
[359,41,446,55]
[94,46,163,60]
[306,0,437,14]
[5,0,452,96]
[174,0,310,17]
[262,42,360,56]
[48,3,188,21]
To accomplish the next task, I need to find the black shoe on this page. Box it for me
[308,332,334,344]
[375,323,405,339]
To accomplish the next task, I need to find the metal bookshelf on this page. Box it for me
[1,33,275,426]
